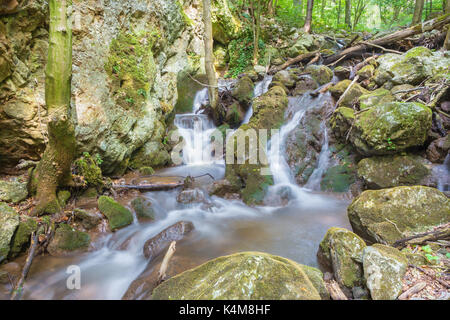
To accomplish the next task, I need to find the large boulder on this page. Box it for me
[47,224,90,256]
[231,75,254,108]
[329,80,369,108]
[0,203,19,262]
[348,186,450,245]
[152,252,324,300]
[318,227,366,290]
[357,154,431,189]
[0,177,28,203]
[362,244,407,300]
[98,196,133,231]
[8,217,38,258]
[305,65,333,86]
[332,102,432,156]
[211,0,242,45]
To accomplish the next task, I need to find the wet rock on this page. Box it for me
[143,221,194,260]
[0,203,19,262]
[152,252,323,300]
[231,75,254,108]
[329,80,369,108]
[208,179,240,197]
[334,66,351,80]
[211,0,242,45]
[356,65,375,80]
[317,227,366,290]
[293,76,318,96]
[214,43,228,69]
[47,224,90,257]
[8,217,38,258]
[98,196,133,231]
[225,102,245,127]
[426,135,450,163]
[176,189,206,204]
[74,209,102,230]
[358,88,395,110]
[273,70,295,88]
[357,155,431,189]
[0,178,28,204]
[131,197,155,220]
[352,286,370,300]
[362,244,407,300]
[348,186,450,245]
[305,65,333,85]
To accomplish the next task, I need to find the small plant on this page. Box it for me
[125,97,135,105]
[137,88,147,98]
[386,138,396,150]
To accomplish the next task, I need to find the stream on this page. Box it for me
[20,76,351,300]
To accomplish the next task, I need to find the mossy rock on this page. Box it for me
[225,102,245,128]
[8,218,38,258]
[98,196,133,231]
[329,80,369,108]
[318,227,366,289]
[211,0,242,45]
[131,197,155,220]
[74,209,101,230]
[330,107,355,140]
[348,186,450,245]
[349,102,432,156]
[57,190,71,208]
[152,252,323,300]
[47,224,90,256]
[139,167,155,176]
[0,203,19,262]
[293,76,318,96]
[362,244,407,300]
[334,66,351,79]
[358,88,395,110]
[272,70,295,88]
[74,153,103,188]
[231,75,254,108]
[305,65,333,85]
[356,65,375,80]
[357,154,431,189]
[0,178,28,204]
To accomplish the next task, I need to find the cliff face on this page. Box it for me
[0,0,208,175]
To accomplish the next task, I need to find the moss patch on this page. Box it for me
[98,196,133,231]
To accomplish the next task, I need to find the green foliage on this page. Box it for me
[75,152,104,188]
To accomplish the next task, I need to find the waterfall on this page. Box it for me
[242,75,273,124]
[304,122,331,191]
[433,154,450,192]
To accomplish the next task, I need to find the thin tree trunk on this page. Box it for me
[321,0,326,18]
[337,0,342,27]
[251,0,262,65]
[202,0,218,112]
[345,0,352,28]
[445,24,450,49]
[446,0,450,13]
[412,0,425,24]
[304,0,314,33]
[32,0,76,216]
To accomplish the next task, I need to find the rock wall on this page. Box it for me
[0,0,208,175]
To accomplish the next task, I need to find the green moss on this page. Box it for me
[57,190,71,207]
[131,197,155,220]
[231,75,254,106]
[9,218,38,258]
[98,196,133,231]
[74,153,103,188]
[358,88,395,110]
[51,224,90,251]
[139,167,155,175]
[305,65,333,85]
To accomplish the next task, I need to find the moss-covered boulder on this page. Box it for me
[98,196,133,231]
[273,70,296,88]
[74,209,101,230]
[362,244,407,300]
[74,153,103,188]
[330,107,355,140]
[358,88,395,110]
[305,65,333,85]
[152,252,323,300]
[357,155,431,189]
[293,76,318,96]
[347,102,432,156]
[211,0,242,45]
[0,203,19,262]
[348,186,450,245]
[329,80,369,108]
[47,224,90,256]
[225,102,245,127]
[356,65,375,80]
[231,75,254,108]
[0,178,28,204]
[9,217,38,258]
[318,227,366,290]
[334,66,350,80]
[131,197,155,220]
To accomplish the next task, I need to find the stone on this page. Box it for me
[0,203,19,262]
[176,189,206,204]
[152,252,323,300]
[273,70,295,88]
[211,0,242,45]
[334,66,350,80]
[74,209,101,230]
[130,197,155,220]
[426,135,450,163]
[293,76,318,96]
[356,65,375,80]
[8,217,38,258]
[0,178,28,203]
[358,88,395,110]
[231,75,254,108]
[348,186,450,245]
[329,80,369,108]
[305,65,333,85]
[98,196,133,231]
[47,224,90,256]
[362,244,407,300]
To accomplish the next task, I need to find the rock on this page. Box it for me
[0,203,19,262]
[98,196,133,231]
[139,166,155,175]
[208,179,240,197]
[391,84,417,100]
[225,102,245,127]
[426,135,450,163]
[348,186,450,245]
[129,139,171,170]
[305,65,333,85]
[152,252,323,300]
[352,286,370,300]
[253,65,266,74]
[329,80,369,108]
[358,88,395,110]
[74,209,101,230]
[213,43,228,69]
[362,244,407,300]
[293,76,318,96]
[47,224,90,256]
[334,102,432,156]
[74,153,103,188]
[231,75,254,108]
[57,190,71,208]
[0,178,28,204]
[176,189,206,204]
[357,155,431,189]
[8,217,38,258]
[273,70,295,88]
[211,0,242,45]
[130,197,155,220]
[317,227,366,290]
[330,107,355,140]
[301,265,330,300]
[143,221,194,260]
[334,66,350,80]
[356,65,375,80]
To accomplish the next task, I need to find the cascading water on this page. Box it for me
[304,122,331,191]
[242,75,273,124]
[433,154,450,192]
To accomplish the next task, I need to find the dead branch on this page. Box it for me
[334,75,360,110]
[269,50,320,74]
[360,41,403,54]
[157,241,176,285]
[393,223,450,248]
[409,264,450,289]
[398,282,427,300]
[325,280,348,300]
[113,182,184,191]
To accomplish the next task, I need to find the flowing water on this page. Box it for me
[17,77,351,300]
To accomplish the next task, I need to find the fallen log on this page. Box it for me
[398,282,427,300]
[269,50,319,74]
[112,182,184,191]
[157,241,176,285]
[324,14,450,65]
[325,280,348,300]
[393,223,450,248]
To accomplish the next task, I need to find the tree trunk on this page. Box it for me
[202,0,218,111]
[446,0,450,14]
[251,0,262,65]
[445,24,450,49]
[321,0,326,18]
[304,0,314,33]
[412,0,425,24]
[32,0,76,216]
[337,0,342,27]
[345,0,352,28]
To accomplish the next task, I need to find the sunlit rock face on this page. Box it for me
[0,0,208,174]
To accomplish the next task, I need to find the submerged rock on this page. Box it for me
[98,196,133,231]
[317,227,366,290]
[357,154,431,189]
[176,189,206,204]
[131,197,155,220]
[47,224,90,257]
[152,252,324,300]
[362,244,407,300]
[0,178,28,204]
[348,186,450,245]
[0,203,19,262]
